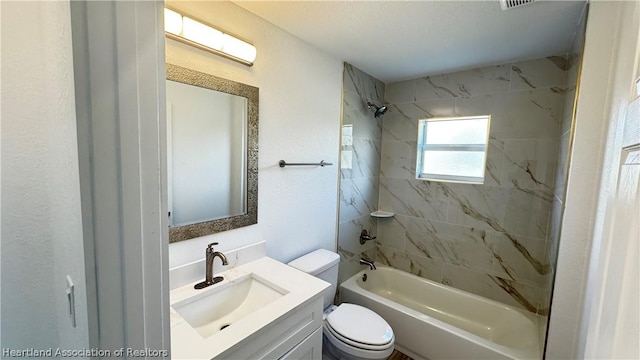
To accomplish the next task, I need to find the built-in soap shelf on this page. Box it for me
[370,211,395,218]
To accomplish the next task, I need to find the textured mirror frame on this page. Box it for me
[167,63,258,243]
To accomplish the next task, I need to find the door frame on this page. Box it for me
[70,0,170,353]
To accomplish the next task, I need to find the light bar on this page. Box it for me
[164,8,256,66]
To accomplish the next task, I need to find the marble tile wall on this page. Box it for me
[545,10,587,313]
[337,63,385,285]
[379,56,569,314]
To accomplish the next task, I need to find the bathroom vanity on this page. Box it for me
[169,254,329,359]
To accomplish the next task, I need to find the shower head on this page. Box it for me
[367,102,388,118]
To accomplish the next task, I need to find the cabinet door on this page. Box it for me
[280,327,323,360]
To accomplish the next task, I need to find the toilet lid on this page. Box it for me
[326,303,393,346]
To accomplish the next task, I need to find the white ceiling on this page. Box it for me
[234,0,587,83]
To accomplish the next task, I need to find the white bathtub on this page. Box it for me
[340,266,542,360]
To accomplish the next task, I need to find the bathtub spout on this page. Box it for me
[359,258,376,270]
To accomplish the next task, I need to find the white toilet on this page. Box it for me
[288,249,395,360]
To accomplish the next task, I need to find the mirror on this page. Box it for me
[166,63,258,243]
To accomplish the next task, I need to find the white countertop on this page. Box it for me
[170,256,330,359]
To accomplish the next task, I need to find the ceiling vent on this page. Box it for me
[500,0,536,10]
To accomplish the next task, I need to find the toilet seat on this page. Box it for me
[324,303,394,354]
[325,323,393,351]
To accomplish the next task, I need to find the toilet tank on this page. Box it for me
[288,249,340,309]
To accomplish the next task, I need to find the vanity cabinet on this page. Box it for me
[216,297,324,360]
[279,328,322,360]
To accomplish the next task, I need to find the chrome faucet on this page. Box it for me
[195,242,229,289]
[359,258,376,270]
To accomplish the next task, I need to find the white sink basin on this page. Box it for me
[169,257,331,359]
[172,273,288,338]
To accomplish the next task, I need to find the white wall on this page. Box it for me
[166,1,343,268]
[1,0,89,351]
[546,1,640,358]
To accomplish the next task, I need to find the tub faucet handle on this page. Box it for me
[359,229,377,245]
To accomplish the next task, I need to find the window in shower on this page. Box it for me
[416,115,491,184]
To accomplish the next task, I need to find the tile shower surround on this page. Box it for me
[337,64,384,285]
[338,56,577,315]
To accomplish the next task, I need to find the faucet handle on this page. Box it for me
[207,242,219,251]
[359,230,377,244]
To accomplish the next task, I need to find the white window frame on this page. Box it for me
[416,115,491,184]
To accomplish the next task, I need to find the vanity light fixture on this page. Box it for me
[164,8,257,66]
